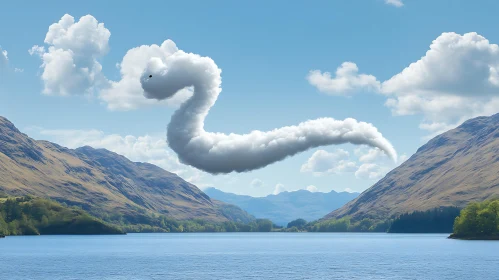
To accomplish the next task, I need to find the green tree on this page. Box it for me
[256,219,273,232]
[287,219,307,229]
[452,199,499,239]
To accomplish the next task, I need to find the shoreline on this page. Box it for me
[448,234,499,240]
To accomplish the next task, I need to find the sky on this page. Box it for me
[1,0,499,197]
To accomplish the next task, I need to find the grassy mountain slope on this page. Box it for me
[325,113,499,221]
[0,116,250,224]
[0,195,124,235]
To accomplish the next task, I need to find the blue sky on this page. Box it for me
[1,0,499,196]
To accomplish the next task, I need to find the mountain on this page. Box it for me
[204,187,358,226]
[325,113,499,221]
[0,116,252,224]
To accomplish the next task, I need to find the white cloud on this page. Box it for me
[355,147,386,163]
[0,46,8,67]
[14,68,24,73]
[100,40,192,110]
[382,32,499,135]
[300,149,357,175]
[250,178,263,188]
[30,14,110,96]
[306,185,318,192]
[273,183,287,195]
[355,163,384,180]
[307,62,380,95]
[353,146,409,180]
[344,188,354,193]
[385,0,404,7]
[308,32,499,137]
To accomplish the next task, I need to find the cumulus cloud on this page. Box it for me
[301,146,406,180]
[306,185,318,192]
[310,32,499,136]
[140,48,397,174]
[382,32,499,135]
[307,62,380,95]
[250,178,263,188]
[355,147,385,163]
[29,14,110,96]
[0,46,8,67]
[385,0,404,7]
[353,146,409,180]
[355,163,384,180]
[273,183,287,195]
[300,149,357,176]
[301,149,348,172]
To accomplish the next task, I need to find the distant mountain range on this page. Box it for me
[204,187,358,226]
[325,113,499,222]
[0,116,253,225]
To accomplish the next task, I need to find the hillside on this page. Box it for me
[0,116,252,224]
[0,196,124,235]
[325,113,499,221]
[204,188,358,226]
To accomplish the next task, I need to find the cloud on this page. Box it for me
[100,40,192,110]
[382,32,499,135]
[301,146,405,180]
[273,183,287,195]
[310,32,499,137]
[306,185,318,192]
[250,178,263,188]
[353,146,409,180]
[307,62,380,95]
[30,14,110,96]
[344,188,354,193]
[385,0,404,7]
[301,149,348,172]
[355,163,384,180]
[300,149,357,176]
[355,147,385,163]
[141,47,397,174]
[0,46,8,67]
[14,68,24,73]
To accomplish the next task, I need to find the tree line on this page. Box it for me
[451,199,499,239]
[0,195,276,236]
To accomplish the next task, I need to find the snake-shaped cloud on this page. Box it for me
[140,40,397,174]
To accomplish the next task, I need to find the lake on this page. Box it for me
[1,233,498,279]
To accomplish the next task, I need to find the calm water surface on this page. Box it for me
[1,233,498,279]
